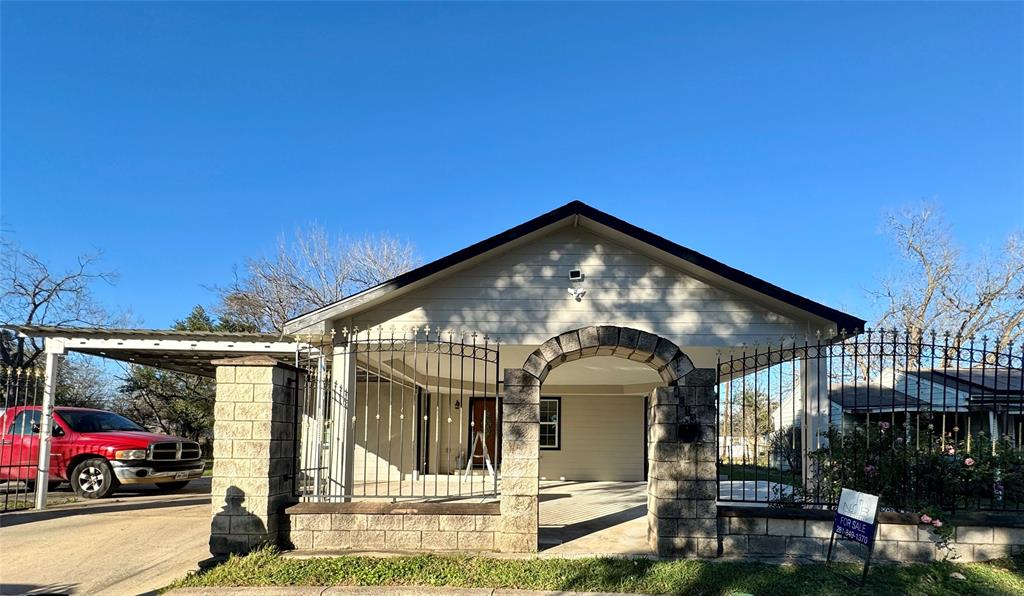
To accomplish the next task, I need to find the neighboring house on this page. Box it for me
[828,368,1023,444]
[283,201,864,485]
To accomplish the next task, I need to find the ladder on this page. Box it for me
[462,431,495,481]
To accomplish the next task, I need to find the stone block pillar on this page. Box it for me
[647,368,719,558]
[210,356,301,555]
[497,369,540,553]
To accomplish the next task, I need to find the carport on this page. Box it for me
[4,325,305,509]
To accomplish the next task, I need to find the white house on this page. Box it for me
[283,201,864,489]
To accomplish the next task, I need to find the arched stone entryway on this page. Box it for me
[498,326,718,558]
[520,326,695,386]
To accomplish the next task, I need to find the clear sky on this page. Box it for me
[2,2,1022,329]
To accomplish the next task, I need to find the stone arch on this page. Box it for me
[519,325,695,386]
[498,326,714,556]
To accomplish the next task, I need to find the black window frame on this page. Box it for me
[540,396,561,451]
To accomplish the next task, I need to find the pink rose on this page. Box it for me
[932,519,943,528]
[920,514,932,524]
[880,421,891,430]
[964,458,975,467]
[944,445,956,455]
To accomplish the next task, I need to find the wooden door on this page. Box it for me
[469,398,499,468]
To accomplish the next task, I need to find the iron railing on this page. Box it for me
[716,330,1024,513]
[0,366,46,512]
[294,327,501,501]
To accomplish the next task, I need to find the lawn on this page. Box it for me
[719,464,801,487]
[167,547,1024,596]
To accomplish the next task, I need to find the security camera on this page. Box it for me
[569,269,584,282]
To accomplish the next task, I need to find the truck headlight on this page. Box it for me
[114,449,148,461]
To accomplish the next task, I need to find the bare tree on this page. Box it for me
[874,204,1024,352]
[0,241,118,368]
[56,356,116,409]
[217,225,419,333]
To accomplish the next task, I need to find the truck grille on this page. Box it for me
[149,441,202,461]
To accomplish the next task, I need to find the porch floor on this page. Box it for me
[538,480,653,557]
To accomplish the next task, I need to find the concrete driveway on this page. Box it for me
[0,478,211,596]
[539,481,652,557]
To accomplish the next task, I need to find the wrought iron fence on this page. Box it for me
[293,327,501,502]
[0,366,46,512]
[716,330,1024,513]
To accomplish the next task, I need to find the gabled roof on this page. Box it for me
[284,201,866,334]
[918,369,1024,395]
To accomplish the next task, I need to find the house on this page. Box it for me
[283,201,864,491]
[829,367,1023,445]
[18,202,1024,560]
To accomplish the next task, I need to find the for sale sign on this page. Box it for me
[833,488,879,546]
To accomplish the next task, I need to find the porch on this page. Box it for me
[539,480,650,557]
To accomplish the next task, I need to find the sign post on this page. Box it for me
[826,488,880,585]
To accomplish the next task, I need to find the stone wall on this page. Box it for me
[285,502,500,552]
[720,508,1024,563]
[647,370,718,558]
[210,356,300,555]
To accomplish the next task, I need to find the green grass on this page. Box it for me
[720,464,801,487]
[167,547,1024,596]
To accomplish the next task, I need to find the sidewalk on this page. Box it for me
[166,587,646,596]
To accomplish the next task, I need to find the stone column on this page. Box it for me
[497,368,540,553]
[647,368,719,558]
[210,356,301,555]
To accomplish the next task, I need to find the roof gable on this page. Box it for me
[284,201,865,335]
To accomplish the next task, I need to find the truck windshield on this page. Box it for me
[58,411,145,433]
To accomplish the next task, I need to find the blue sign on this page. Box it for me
[833,488,879,546]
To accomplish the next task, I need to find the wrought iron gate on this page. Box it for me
[294,327,501,501]
[0,367,46,512]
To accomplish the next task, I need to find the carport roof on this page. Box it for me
[7,325,303,378]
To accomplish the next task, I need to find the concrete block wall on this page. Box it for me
[647,369,718,558]
[498,369,541,553]
[210,356,300,555]
[720,511,1024,563]
[286,503,501,552]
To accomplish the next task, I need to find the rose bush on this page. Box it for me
[804,419,1023,512]
[780,417,1024,557]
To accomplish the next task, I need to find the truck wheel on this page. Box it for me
[70,458,119,499]
[154,480,190,492]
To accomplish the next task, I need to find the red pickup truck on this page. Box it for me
[0,406,205,498]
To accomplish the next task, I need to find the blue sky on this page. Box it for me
[2,2,1022,328]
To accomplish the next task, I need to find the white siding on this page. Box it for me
[348,388,645,483]
[346,227,815,347]
[352,380,419,485]
[539,394,646,482]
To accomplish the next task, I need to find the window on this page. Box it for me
[540,397,560,450]
[58,410,144,433]
[8,411,42,435]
